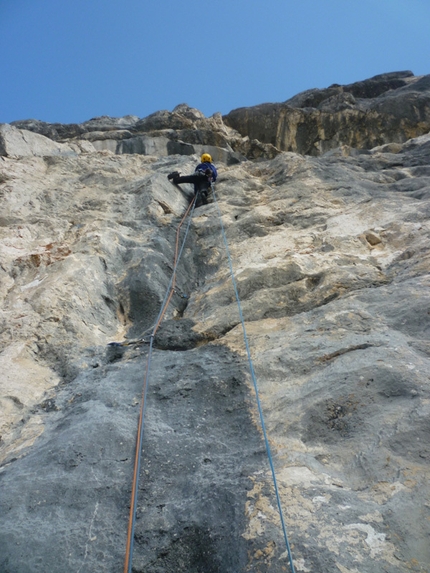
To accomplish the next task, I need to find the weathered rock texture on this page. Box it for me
[224,71,430,155]
[7,72,430,164]
[1,74,430,573]
[8,106,257,164]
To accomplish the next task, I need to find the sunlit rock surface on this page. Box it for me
[224,71,430,155]
[1,76,430,573]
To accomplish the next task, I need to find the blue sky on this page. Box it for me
[1,0,429,124]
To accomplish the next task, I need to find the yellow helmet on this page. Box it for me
[201,153,212,163]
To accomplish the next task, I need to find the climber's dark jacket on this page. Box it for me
[169,161,217,206]
[195,161,217,182]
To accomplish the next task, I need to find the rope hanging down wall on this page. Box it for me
[123,186,295,573]
[123,196,197,573]
[212,186,296,573]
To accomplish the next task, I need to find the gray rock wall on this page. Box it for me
[1,81,430,572]
[0,124,77,157]
[224,72,430,156]
[9,73,430,162]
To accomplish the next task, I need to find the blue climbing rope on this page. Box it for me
[211,185,296,573]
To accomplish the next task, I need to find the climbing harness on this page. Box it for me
[123,195,197,573]
[212,185,296,573]
[123,184,295,573]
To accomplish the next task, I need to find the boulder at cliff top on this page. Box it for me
[0,123,77,157]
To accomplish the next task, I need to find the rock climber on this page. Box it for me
[167,153,217,206]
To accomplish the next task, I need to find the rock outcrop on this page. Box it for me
[1,74,430,573]
[8,106,257,164]
[224,71,430,155]
[8,72,430,164]
[0,123,77,157]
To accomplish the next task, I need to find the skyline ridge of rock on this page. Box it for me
[4,70,430,161]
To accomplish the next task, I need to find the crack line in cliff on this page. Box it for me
[123,195,198,573]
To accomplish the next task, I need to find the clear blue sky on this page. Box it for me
[1,0,429,124]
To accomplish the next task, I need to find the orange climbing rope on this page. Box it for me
[123,195,197,573]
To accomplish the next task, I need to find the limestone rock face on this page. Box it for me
[9,105,275,163]
[0,124,77,157]
[1,79,430,573]
[10,73,430,163]
[224,71,430,155]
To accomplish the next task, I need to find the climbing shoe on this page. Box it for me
[167,171,180,181]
